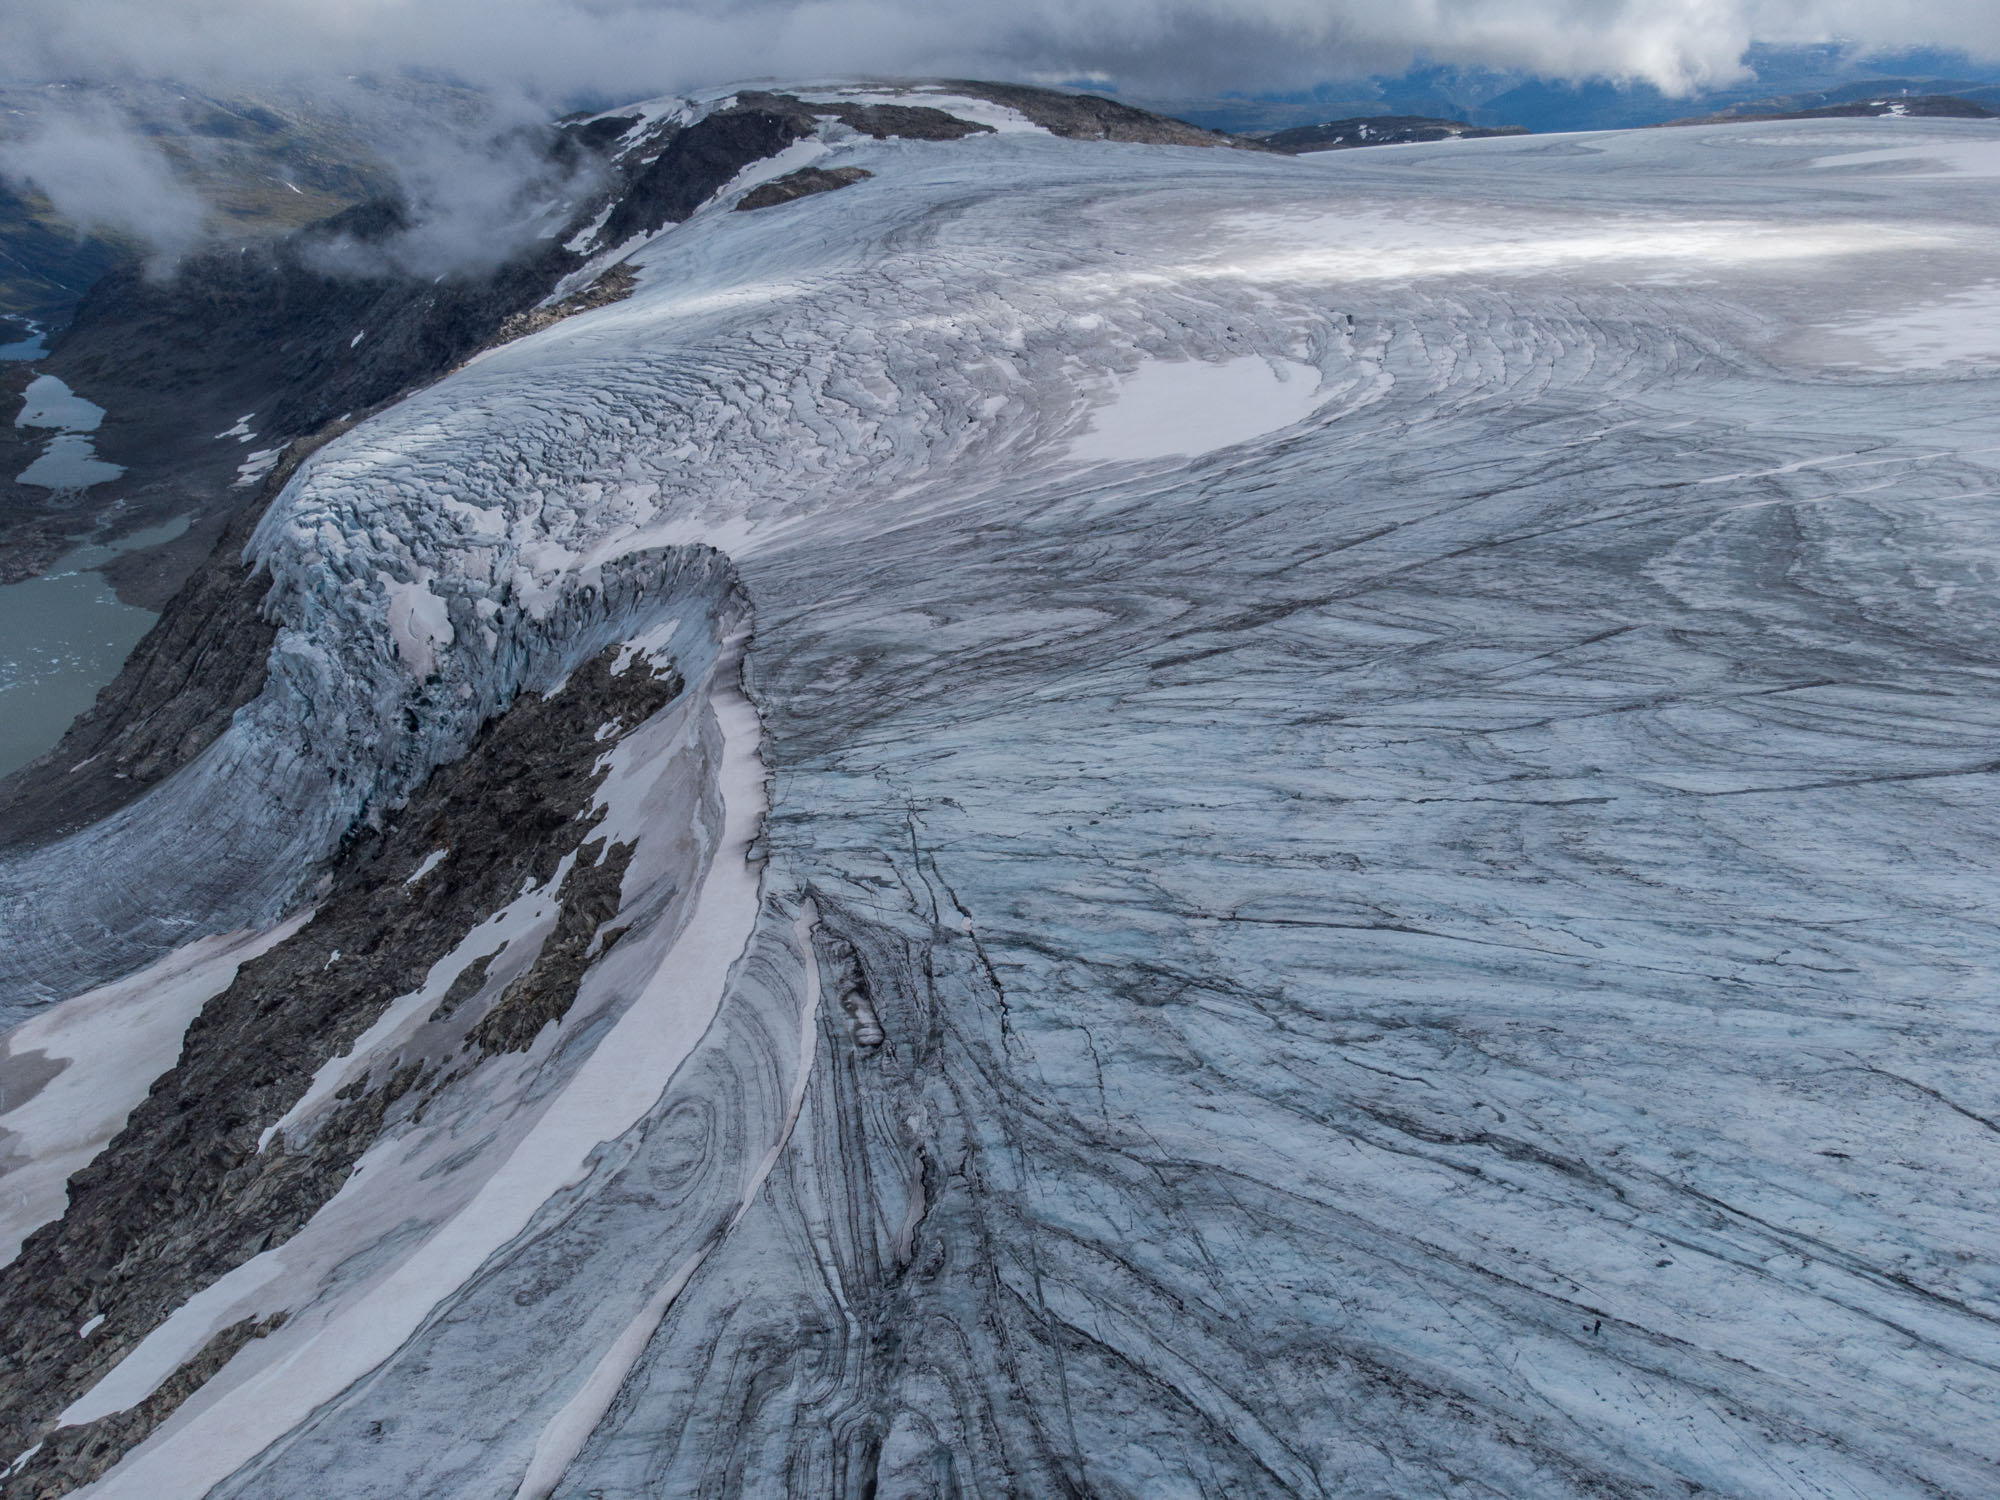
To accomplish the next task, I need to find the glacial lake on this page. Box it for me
[0,318,47,361]
[14,374,125,493]
[0,520,186,779]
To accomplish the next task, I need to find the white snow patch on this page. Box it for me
[541,231,653,307]
[609,615,683,677]
[564,200,616,254]
[513,897,823,1500]
[713,138,830,211]
[255,876,559,1156]
[351,330,366,348]
[1070,356,1324,464]
[233,447,281,488]
[214,413,256,441]
[381,571,455,677]
[1818,280,2000,368]
[404,848,448,886]
[0,916,312,1267]
[1811,139,2000,178]
[78,1315,104,1338]
[62,1254,290,1429]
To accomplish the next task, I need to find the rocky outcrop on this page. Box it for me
[946,79,1256,146]
[6,1314,287,1497]
[596,92,989,245]
[598,106,818,243]
[486,263,638,349]
[737,167,873,212]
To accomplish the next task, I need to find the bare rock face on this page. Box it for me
[487,263,639,348]
[599,105,820,243]
[944,79,1255,146]
[737,167,874,212]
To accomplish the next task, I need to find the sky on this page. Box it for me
[3,0,1998,271]
[4,0,1999,105]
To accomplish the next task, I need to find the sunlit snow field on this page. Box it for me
[4,107,2000,1497]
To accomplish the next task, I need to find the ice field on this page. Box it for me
[3,104,1998,1496]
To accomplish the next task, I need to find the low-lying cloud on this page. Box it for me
[301,96,607,279]
[0,107,209,268]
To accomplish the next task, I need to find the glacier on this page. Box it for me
[0,96,1997,1497]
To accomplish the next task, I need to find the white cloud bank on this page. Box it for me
[0,105,210,266]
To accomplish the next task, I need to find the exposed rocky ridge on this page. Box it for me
[7,1314,287,1497]
[596,104,819,244]
[942,80,1256,147]
[595,92,991,245]
[1260,115,1530,152]
[737,166,873,212]
[0,645,683,1494]
[782,93,995,143]
[486,262,638,349]
[0,418,351,853]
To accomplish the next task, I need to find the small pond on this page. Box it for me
[14,374,125,493]
[0,318,48,362]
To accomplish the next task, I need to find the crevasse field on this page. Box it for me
[2,98,1998,1497]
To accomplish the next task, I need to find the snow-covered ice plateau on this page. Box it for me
[3,101,2000,1498]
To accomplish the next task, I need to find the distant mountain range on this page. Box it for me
[1132,44,2000,136]
[1665,89,1996,125]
